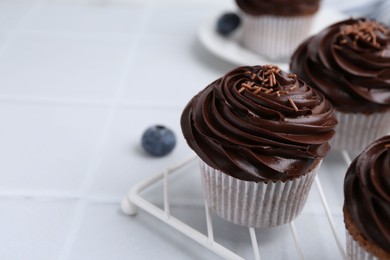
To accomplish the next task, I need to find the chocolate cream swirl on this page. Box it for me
[235,0,320,16]
[344,135,390,255]
[181,65,337,182]
[290,18,390,113]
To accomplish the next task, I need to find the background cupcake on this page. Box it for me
[290,18,390,153]
[181,65,337,228]
[236,0,321,61]
[343,135,390,259]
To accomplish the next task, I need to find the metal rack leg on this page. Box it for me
[204,200,214,244]
[341,151,352,166]
[289,221,304,260]
[163,169,170,217]
[249,228,261,260]
[315,175,346,259]
[121,196,138,216]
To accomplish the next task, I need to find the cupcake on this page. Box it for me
[343,135,390,259]
[181,65,337,228]
[236,0,321,61]
[290,18,390,153]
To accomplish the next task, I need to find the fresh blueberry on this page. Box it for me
[141,125,176,157]
[216,12,241,36]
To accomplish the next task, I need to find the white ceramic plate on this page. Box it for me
[198,8,347,70]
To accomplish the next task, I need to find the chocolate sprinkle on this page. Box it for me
[339,20,389,49]
[240,65,283,95]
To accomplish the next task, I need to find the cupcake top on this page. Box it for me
[181,65,337,183]
[290,18,390,113]
[344,135,390,257]
[235,0,320,16]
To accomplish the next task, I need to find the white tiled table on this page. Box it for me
[0,1,368,259]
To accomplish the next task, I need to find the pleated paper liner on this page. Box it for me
[240,13,315,61]
[200,159,320,228]
[330,110,390,153]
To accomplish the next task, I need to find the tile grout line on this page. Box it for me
[0,94,184,110]
[0,94,114,106]
[0,191,215,209]
[19,29,147,39]
[57,5,155,260]
[0,190,346,215]
[0,191,121,204]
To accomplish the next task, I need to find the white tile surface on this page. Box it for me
[67,203,220,260]
[117,3,237,108]
[0,33,132,99]
[123,34,208,106]
[0,102,108,192]
[0,2,36,32]
[87,107,194,198]
[25,3,147,35]
[0,33,9,47]
[0,199,76,260]
[146,6,220,35]
[294,213,346,260]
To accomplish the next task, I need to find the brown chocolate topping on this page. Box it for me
[344,135,390,256]
[290,18,390,113]
[181,65,337,182]
[235,0,320,16]
[344,206,390,259]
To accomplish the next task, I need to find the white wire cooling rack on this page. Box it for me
[121,152,352,260]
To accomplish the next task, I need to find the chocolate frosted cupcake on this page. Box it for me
[181,65,337,228]
[236,0,320,61]
[344,135,390,259]
[290,18,390,153]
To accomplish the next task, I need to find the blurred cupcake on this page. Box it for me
[181,65,337,228]
[290,18,390,153]
[343,135,390,259]
[236,0,321,61]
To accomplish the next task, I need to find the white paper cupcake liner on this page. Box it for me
[330,110,390,153]
[199,159,320,228]
[240,14,315,61]
[346,230,378,260]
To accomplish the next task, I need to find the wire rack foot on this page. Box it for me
[121,196,138,216]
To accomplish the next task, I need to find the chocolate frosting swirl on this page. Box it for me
[344,135,390,254]
[290,18,390,113]
[235,0,320,16]
[181,65,337,182]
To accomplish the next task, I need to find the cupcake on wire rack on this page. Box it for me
[290,18,390,153]
[343,135,390,260]
[235,0,321,61]
[181,64,337,228]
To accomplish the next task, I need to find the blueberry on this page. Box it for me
[216,12,241,36]
[141,125,176,157]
